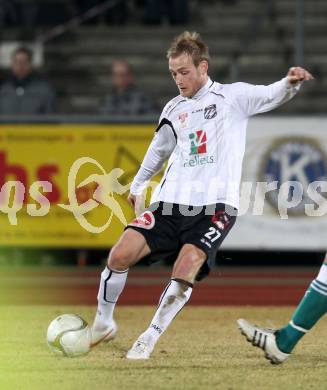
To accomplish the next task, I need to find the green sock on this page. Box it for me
[276,280,327,354]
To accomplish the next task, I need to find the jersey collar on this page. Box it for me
[190,77,214,100]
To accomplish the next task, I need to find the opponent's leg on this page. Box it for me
[91,229,150,346]
[238,255,327,364]
[126,244,206,359]
[276,258,327,354]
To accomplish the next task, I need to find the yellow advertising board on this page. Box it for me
[0,124,159,247]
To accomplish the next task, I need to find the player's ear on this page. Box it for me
[199,60,208,75]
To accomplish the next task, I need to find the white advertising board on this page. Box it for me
[224,116,327,250]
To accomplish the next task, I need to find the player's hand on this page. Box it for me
[127,193,144,216]
[287,67,314,85]
[127,193,136,208]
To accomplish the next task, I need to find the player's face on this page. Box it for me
[112,62,133,91]
[12,52,32,80]
[169,53,208,98]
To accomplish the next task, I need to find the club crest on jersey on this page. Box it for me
[128,211,155,230]
[211,211,230,230]
[178,112,188,128]
[204,104,217,119]
[189,130,207,154]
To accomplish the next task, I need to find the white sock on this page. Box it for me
[139,279,193,346]
[93,266,128,331]
[316,263,327,284]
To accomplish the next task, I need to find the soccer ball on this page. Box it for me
[47,314,91,357]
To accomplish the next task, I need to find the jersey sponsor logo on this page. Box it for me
[183,155,215,167]
[184,130,215,167]
[189,130,207,154]
[128,210,155,229]
[211,211,231,230]
[260,137,327,216]
[178,112,189,128]
[204,104,217,119]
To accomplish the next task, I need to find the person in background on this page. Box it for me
[0,47,56,115]
[99,59,156,116]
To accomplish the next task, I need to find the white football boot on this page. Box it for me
[237,318,290,364]
[126,337,155,360]
[90,320,117,348]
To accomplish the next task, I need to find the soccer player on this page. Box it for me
[90,31,313,359]
[238,256,327,364]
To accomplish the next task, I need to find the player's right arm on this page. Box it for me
[128,118,177,214]
[233,66,313,117]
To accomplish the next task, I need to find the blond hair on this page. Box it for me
[167,31,210,67]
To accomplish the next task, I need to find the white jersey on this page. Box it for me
[130,77,301,208]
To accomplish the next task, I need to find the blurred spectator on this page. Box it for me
[100,59,156,116]
[143,0,189,25]
[0,47,56,115]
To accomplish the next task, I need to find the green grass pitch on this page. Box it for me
[1,306,327,390]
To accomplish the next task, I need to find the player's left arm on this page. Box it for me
[235,66,314,117]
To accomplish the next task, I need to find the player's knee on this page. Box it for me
[174,249,206,276]
[108,245,131,271]
[183,249,206,268]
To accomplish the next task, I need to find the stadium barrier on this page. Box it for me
[0,115,326,251]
